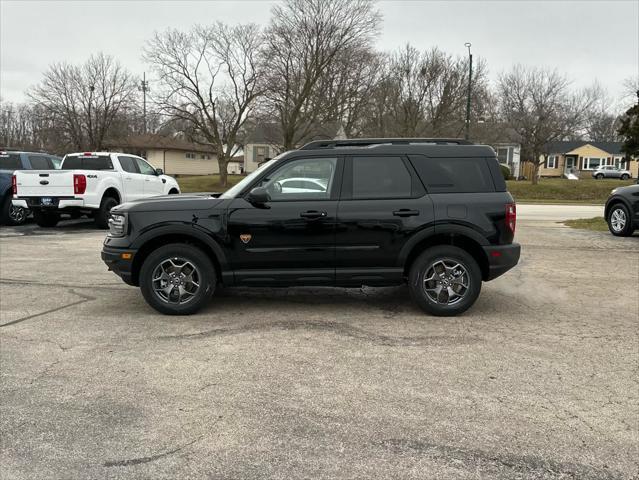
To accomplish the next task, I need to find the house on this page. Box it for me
[242,121,347,173]
[492,143,521,178]
[537,141,637,178]
[104,134,220,176]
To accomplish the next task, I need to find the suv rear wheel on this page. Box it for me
[607,203,633,236]
[595,173,604,179]
[408,245,482,316]
[140,243,216,315]
[620,173,629,180]
[1,195,28,226]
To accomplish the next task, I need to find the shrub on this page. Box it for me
[499,163,511,180]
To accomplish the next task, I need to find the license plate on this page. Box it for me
[41,197,54,206]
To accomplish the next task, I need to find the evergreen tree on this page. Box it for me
[618,90,639,158]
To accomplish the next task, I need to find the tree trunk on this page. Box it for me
[218,156,229,188]
[531,151,540,185]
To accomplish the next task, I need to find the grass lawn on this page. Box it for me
[507,178,634,204]
[562,216,609,232]
[177,174,245,193]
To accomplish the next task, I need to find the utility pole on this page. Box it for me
[464,42,472,141]
[140,72,149,134]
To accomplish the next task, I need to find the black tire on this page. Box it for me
[408,245,482,317]
[33,210,60,228]
[95,196,119,229]
[620,174,629,181]
[168,189,179,195]
[595,174,604,179]
[1,194,28,226]
[139,243,216,315]
[607,203,634,237]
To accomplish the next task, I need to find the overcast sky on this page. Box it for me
[1,0,638,106]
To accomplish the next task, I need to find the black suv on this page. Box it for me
[102,138,520,316]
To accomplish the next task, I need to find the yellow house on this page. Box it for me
[104,134,224,176]
[537,141,637,178]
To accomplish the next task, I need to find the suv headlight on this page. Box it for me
[108,213,128,237]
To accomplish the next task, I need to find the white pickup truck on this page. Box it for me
[12,152,180,228]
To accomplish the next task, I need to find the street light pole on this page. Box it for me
[464,42,472,141]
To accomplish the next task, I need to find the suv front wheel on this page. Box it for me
[140,243,217,315]
[408,246,482,316]
[607,203,634,236]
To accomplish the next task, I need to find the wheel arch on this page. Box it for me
[102,187,121,204]
[401,229,490,281]
[604,196,632,220]
[130,226,229,286]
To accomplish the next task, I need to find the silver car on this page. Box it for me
[592,165,631,180]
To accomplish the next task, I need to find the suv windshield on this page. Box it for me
[0,153,21,170]
[220,155,284,198]
[61,155,114,170]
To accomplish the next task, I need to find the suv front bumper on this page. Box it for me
[101,245,137,286]
[483,243,521,280]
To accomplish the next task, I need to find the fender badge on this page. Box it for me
[240,234,252,244]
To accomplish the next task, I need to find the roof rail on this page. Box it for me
[300,138,474,150]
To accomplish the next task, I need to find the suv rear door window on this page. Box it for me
[409,156,495,193]
[62,155,114,170]
[352,156,412,199]
[0,153,22,170]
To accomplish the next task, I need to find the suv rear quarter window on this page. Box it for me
[409,156,497,193]
[0,153,22,170]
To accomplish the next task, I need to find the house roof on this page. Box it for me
[104,134,216,154]
[543,141,623,155]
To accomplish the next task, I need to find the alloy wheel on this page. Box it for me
[610,208,626,232]
[9,206,27,224]
[152,257,201,304]
[423,259,470,305]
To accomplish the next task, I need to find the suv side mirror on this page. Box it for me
[247,187,270,205]
[155,168,164,176]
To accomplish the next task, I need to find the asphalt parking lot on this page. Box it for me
[1,205,638,479]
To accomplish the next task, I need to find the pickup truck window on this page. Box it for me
[135,158,156,175]
[0,153,22,170]
[62,156,114,170]
[118,156,139,174]
[28,155,54,170]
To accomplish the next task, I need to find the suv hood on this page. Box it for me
[115,193,225,213]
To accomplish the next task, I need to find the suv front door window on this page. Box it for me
[227,157,341,284]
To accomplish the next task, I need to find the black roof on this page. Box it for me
[543,141,623,155]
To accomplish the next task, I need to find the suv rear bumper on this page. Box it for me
[483,243,520,280]
[101,246,137,286]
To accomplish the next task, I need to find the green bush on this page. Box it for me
[499,163,511,180]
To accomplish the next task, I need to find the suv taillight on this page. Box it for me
[11,175,17,195]
[74,174,86,195]
[505,203,516,234]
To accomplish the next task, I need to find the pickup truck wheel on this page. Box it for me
[95,196,119,229]
[140,243,216,315]
[33,210,60,228]
[408,245,482,317]
[607,203,633,236]
[1,195,28,226]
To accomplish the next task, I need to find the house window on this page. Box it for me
[185,152,196,159]
[613,157,626,169]
[497,148,509,164]
[547,155,557,169]
[583,158,604,170]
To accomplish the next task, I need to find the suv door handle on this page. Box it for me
[300,210,327,219]
[393,209,419,217]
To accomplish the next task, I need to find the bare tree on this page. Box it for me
[263,0,381,149]
[354,45,489,139]
[145,23,264,186]
[28,53,137,151]
[498,65,595,184]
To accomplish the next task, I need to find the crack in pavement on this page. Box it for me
[0,289,96,328]
[103,436,203,468]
